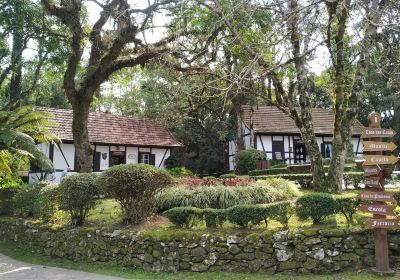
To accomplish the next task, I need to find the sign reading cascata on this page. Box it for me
[358,205,396,215]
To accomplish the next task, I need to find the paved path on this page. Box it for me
[0,253,125,280]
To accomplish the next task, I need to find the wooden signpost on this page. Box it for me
[358,112,399,274]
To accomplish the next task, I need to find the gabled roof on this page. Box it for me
[241,105,365,135]
[37,107,183,147]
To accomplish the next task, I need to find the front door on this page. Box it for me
[294,141,306,163]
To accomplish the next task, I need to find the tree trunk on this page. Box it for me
[71,96,93,172]
[327,132,348,192]
[9,3,24,103]
[393,97,400,155]
[300,125,326,191]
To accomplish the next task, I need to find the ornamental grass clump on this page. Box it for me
[59,173,100,226]
[100,164,173,224]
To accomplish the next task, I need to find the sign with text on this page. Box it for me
[359,192,396,203]
[362,155,399,166]
[363,141,397,152]
[364,176,383,189]
[362,128,396,138]
[358,205,396,216]
[363,165,381,177]
[365,218,400,229]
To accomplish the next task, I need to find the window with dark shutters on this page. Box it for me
[139,152,155,166]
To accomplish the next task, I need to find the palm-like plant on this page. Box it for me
[0,106,57,177]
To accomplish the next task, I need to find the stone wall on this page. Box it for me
[1,219,400,274]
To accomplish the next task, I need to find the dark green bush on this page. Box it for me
[248,168,288,176]
[59,173,100,226]
[343,172,363,189]
[394,192,400,206]
[99,164,173,224]
[219,173,237,179]
[167,167,193,177]
[235,149,265,175]
[163,207,202,228]
[203,208,226,228]
[226,204,268,228]
[295,193,336,224]
[267,201,294,228]
[37,183,61,222]
[0,186,18,215]
[12,183,43,217]
[335,196,360,225]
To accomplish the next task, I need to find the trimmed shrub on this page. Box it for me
[167,167,193,177]
[219,173,237,179]
[163,207,202,228]
[0,186,18,215]
[267,201,294,228]
[59,173,100,226]
[203,208,226,228]
[226,204,267,228]
[99,164,173,224]
[343,172,363,189]
[335,196,360,225]
[394,192,400,206]
[235,149,265,175]
[295,193,336,224]
[12,183,43,217]
[37,183,61,222]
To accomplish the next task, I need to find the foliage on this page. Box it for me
[393,192,400,207]
[295,193,337,224]
[219,173,237,179]
[0,106,56,178]
[335,196,360,225]
[0,186,18,215]
[343,172,364,189]
[12,183,42,217]
[226,205,268,228]
[156,178,299,212]
[99,164,173,224]
[162,207,203,228]
[167,167,194,177]
[203,208,226,228]
[234,149,265,175]
[59,173,100,226]
[37,182,60,222]
[267,201,294,229]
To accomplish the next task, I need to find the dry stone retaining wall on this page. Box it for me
[1,219,400,274]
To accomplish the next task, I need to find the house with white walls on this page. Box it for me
[30,107,182,182]
[228,105,365,171]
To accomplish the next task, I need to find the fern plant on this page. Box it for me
[0,106,57,180]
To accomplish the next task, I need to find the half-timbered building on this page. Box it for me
[30,107,182,182]
[228,105,365,170]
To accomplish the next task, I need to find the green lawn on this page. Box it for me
[0,242,398,280]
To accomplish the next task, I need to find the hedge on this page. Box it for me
[249,165,362,176]
[250,172,364,189]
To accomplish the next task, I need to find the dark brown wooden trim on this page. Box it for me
[49,144,54,162]
[159,148,169,167]
[258,135,266,153]
[57,139,181,149]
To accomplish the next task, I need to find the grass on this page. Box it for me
[0,242,398,280]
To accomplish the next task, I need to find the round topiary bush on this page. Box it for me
[59,173,100,226]
[99,164,173,224]
[295,193,336,224]
[234,148,265,175]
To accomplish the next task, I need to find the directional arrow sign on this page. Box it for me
[363,165,381,176]
[362,128,396,138]
[359,205,396,216]
[363,141,397,152]
[365,218,400,229]
[362,155,399,166]
[364,176,383,189]
[359,192,396,202]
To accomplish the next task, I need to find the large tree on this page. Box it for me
[40,0,185,172]
[197,0,391,192]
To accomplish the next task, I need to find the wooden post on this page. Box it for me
[361,112,399,274]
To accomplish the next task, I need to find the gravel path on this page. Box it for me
[0,253,125,280]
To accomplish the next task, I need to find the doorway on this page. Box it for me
[294,141,306,163]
